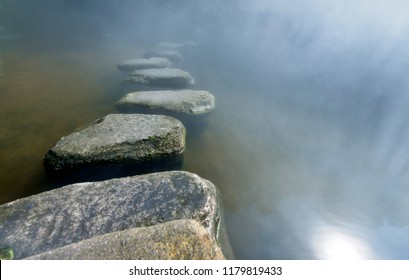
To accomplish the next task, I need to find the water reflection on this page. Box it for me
[189,1,409,259]
[312,226,374,260]
[226,196,409,259]
[198,61,409,259]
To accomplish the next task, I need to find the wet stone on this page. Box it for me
[43,114,185,184]
[126,68,194,89]
[116,90,215,116]
[0,171,221,259]
[144,49,183,63]
[117,57,172,71]
[25,220,225,260]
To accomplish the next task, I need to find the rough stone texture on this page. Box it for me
[0,171,220,259]
[117,57,172,71]
[126,68,194,89]
[25,220,225,260]
[144,49,183,63]
[116,90,215,116]
[43,114,185,172]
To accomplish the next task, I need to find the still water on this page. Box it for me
[2,1,409,260]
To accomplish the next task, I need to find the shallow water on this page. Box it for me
[0,37,126,202]
[2,1,409,260]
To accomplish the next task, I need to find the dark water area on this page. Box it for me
[2,0,409,260]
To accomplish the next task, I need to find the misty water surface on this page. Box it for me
[1,0,409,259]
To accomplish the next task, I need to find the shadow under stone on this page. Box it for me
[43,155,184,190]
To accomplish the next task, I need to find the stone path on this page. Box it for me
[0,41,231,260]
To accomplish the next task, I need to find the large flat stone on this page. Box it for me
[43,114,185,174]
[116,90,215,116]
[144,49,183,63]
[117,57,172,71]
[25,220,225,260]
[126,68,194,89]
[0,171,221,259]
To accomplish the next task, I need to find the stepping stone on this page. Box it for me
[116,90,215,116]
[144,49,183,63]
[117,57,172,71]
[126,68,194,89]
[156,42,186,50]
[0,171,222,259]
[25,220,225,260]
[155,41,198,51]
[43,114,185,183]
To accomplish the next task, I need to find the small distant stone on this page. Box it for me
[156,42,186,50]
[117,57,172,71]
[126,68,194,88]
[116,90,215,116]
[155,41,198,50]
[25,220,225,260]
[144,49,183,63]
[43,114,185,172]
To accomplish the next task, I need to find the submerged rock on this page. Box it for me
[43,114,185,173]
[117,57,172,71]
[155,41,198,51]
[156,42,186,50]
[144,49,183,63]
[25,220,225,260]
[126,68,194,88]
[116,90,215,116]
[0,171,221,259]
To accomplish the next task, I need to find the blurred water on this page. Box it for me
[0,36,130,202]
[2,0,409,259]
